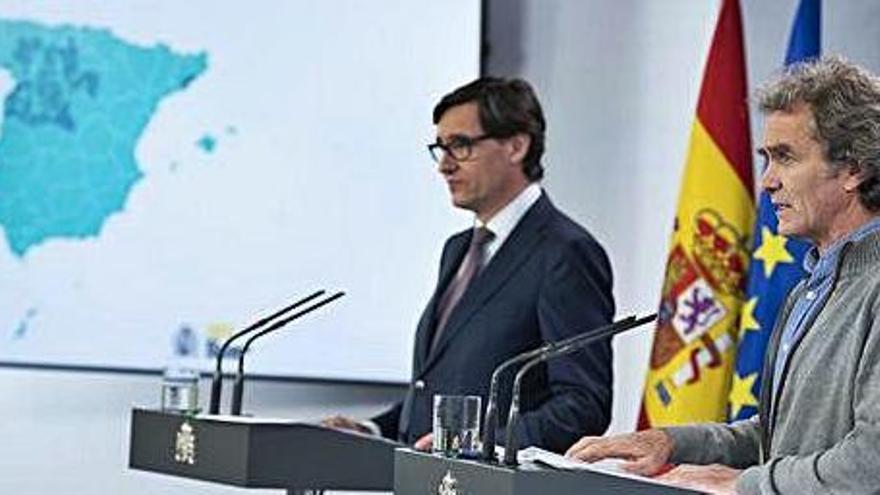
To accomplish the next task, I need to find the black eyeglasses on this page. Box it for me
[427,134,496,163]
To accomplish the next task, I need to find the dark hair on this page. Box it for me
[433,77,546,181]
[758,56,880,211]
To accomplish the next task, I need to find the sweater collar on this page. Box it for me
[834,219,880,278]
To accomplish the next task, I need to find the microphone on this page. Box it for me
[230,291,345,415]
[480,315,637,461]
[501,313,657,466]
[208,290,326,414]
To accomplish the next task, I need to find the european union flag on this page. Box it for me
[727,0,819,421]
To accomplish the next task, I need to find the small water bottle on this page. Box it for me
[160,324,201,414]
[161,365,200,414]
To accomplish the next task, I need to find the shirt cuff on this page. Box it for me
[359,419,382,436]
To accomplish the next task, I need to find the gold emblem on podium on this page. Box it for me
[173,420,197,465]
[438,470,459,495]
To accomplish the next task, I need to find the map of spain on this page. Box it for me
[0,20,207,257]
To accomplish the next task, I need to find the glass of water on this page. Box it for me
[432,394,481,458]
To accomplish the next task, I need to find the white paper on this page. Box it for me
[516,446,687,490]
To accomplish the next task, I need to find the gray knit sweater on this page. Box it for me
[664,229,880,494]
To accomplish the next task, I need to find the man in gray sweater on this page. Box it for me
[567,56,880,494]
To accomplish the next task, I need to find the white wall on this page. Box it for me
[485,0,880,433]
[4,1,880,493]
[486,0,718,433]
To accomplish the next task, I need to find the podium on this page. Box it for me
[394,448,702,494]
[128,408,400,493]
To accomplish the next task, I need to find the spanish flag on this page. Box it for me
[639,0,754,428]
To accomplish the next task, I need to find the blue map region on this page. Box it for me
[0,20,208,257]
[196,134,216,153]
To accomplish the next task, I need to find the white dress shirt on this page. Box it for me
[477,182,542,263]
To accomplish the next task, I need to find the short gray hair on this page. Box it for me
[758,56,880,211]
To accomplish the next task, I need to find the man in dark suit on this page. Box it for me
[326,77,614,453]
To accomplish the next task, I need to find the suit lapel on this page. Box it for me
[419,195,554,375]
[413,231,470,368]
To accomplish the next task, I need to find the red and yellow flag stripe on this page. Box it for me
[639,0,754,428]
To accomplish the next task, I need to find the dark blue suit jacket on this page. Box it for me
[373,193,614,453]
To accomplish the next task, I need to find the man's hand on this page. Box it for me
[565,429,674,476]
[320,415,372,435]
[656,464,740,495]
[414,432,433,451]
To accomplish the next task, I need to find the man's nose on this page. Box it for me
[438,153,457,174]
[760,163,781,193]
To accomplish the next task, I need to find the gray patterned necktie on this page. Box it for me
[431,227,495,350]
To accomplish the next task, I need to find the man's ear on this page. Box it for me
[507,133,531,165]
[843,162,868,194]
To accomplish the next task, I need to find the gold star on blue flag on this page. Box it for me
[728,0,818,422]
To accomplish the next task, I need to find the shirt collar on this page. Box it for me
[804,216,880,276]
[475,183,542,247]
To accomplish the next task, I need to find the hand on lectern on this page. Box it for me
[413,432,433,451]
[564,429,674,476]
[655,463,739,495]
[321,415,373,435]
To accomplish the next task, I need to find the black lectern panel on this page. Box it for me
[395,448,703,495]
[128,408,399,491]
